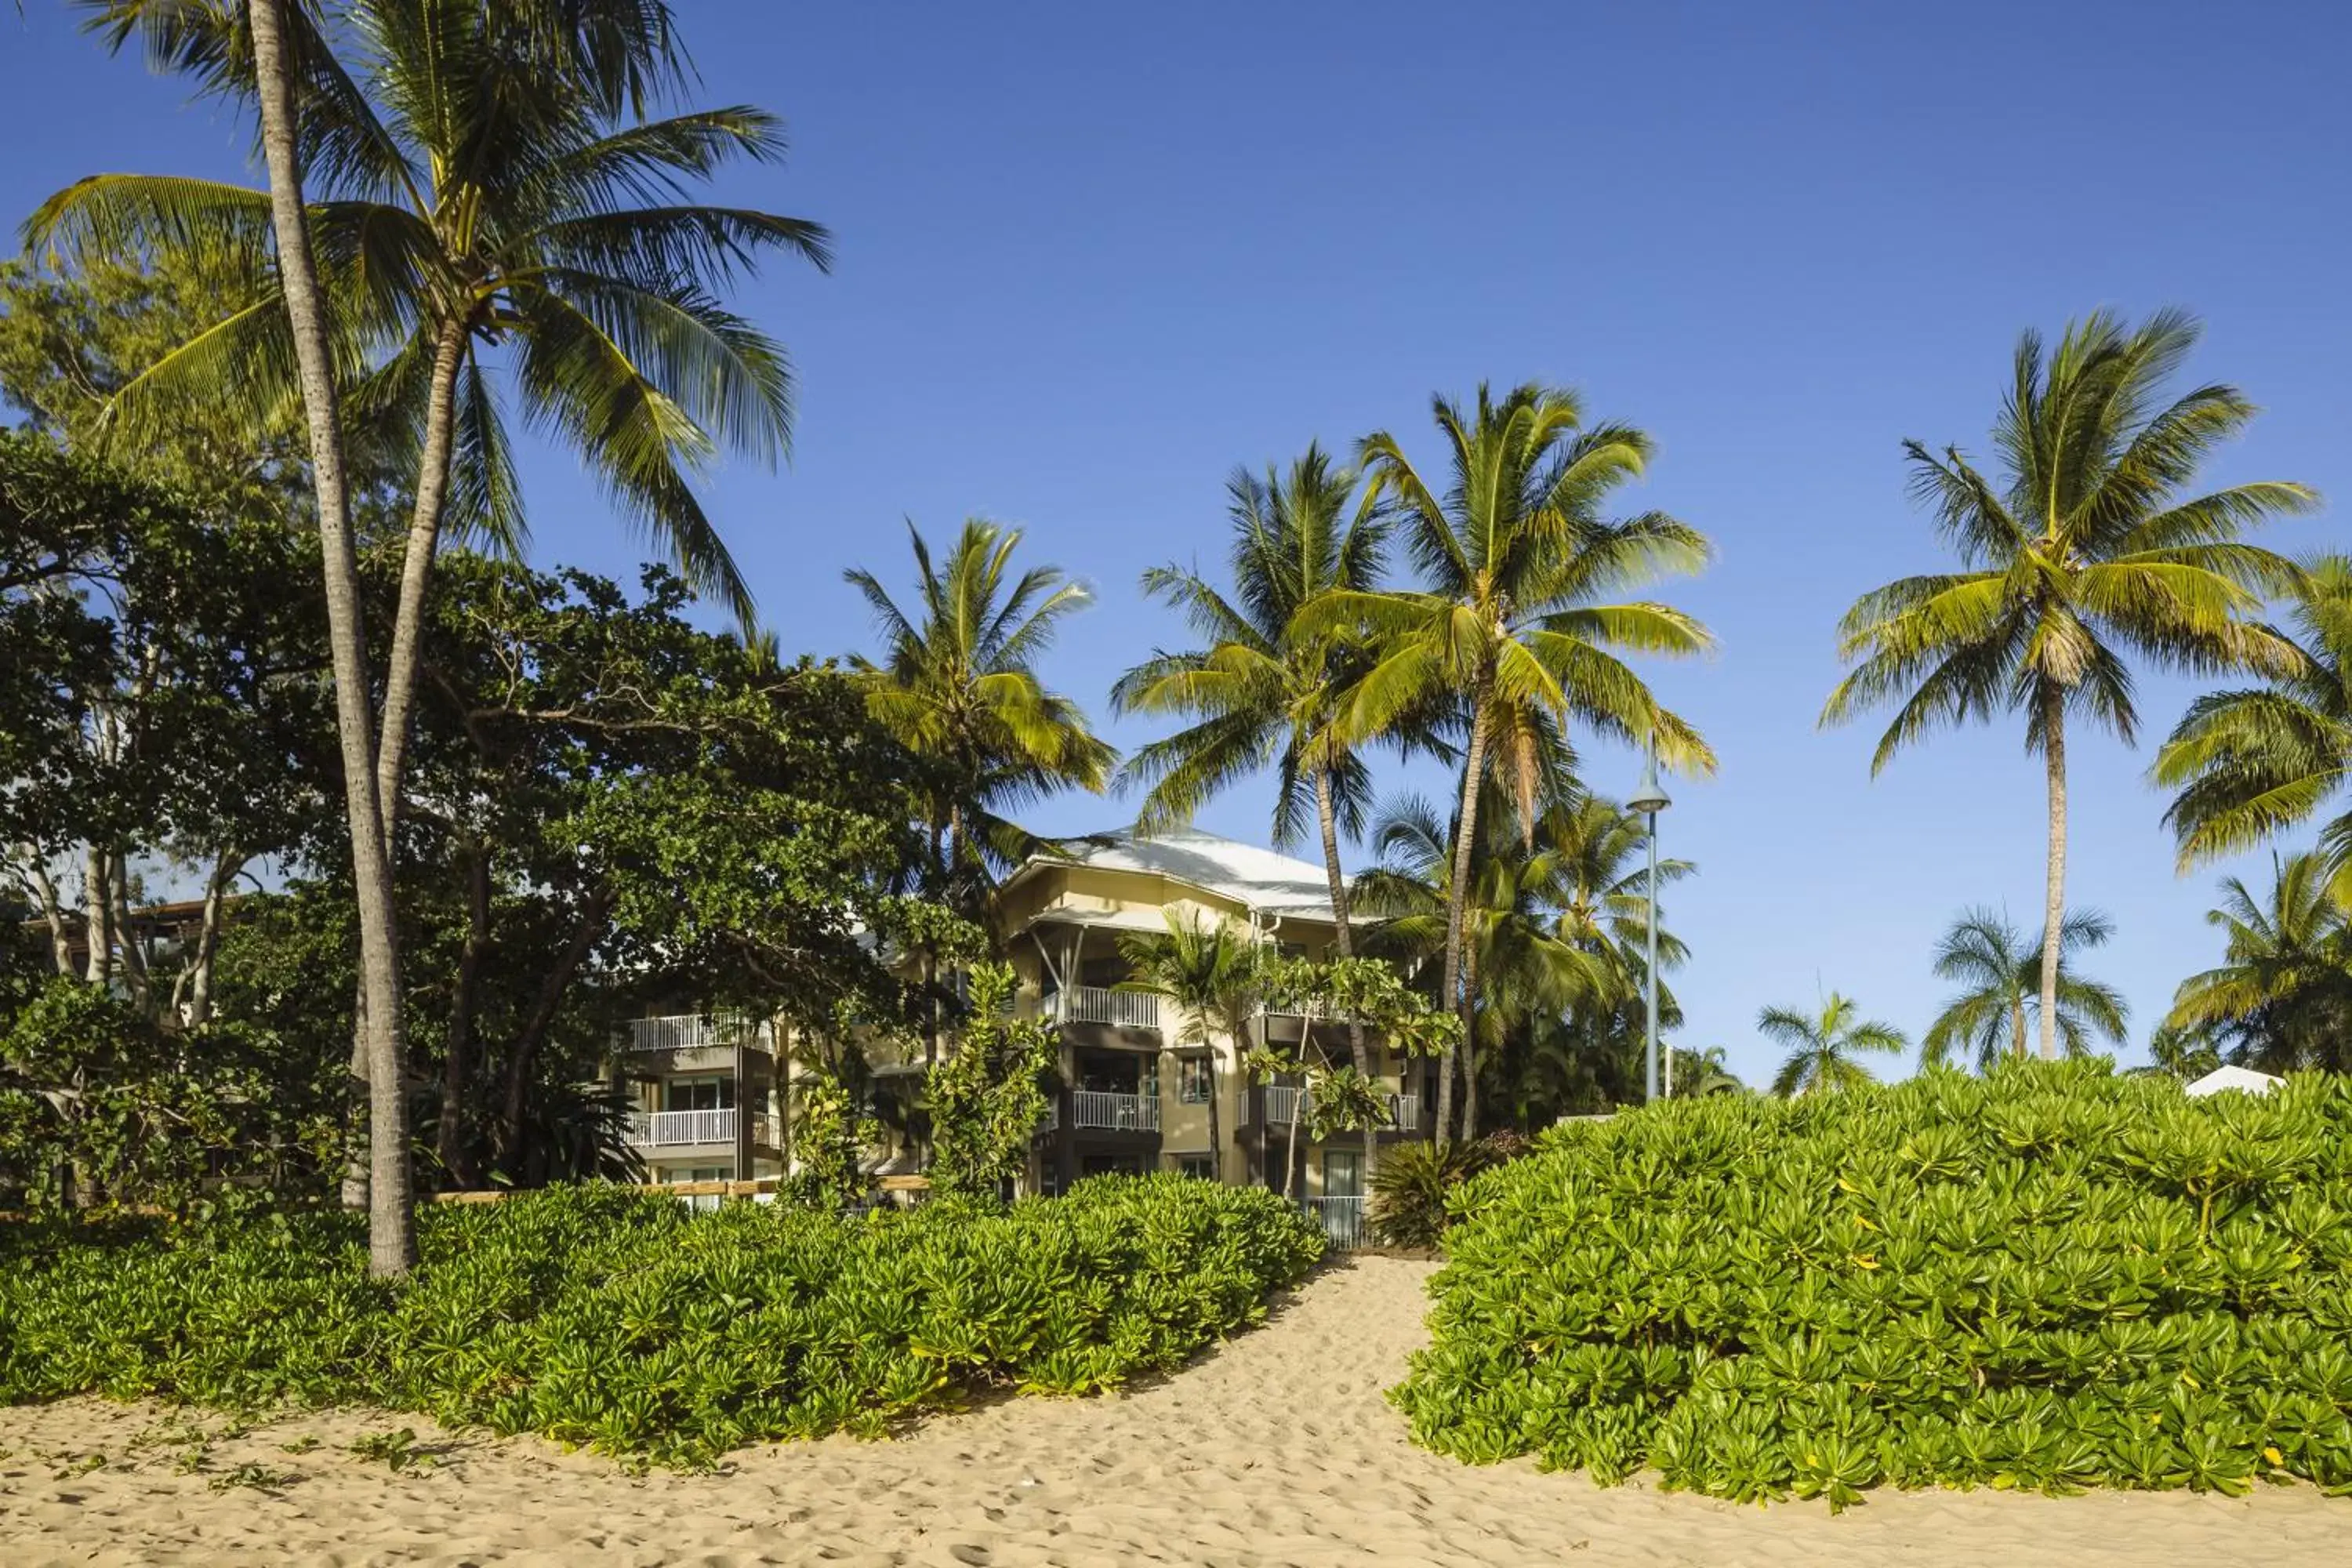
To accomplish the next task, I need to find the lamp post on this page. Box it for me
[1625,736,1671,1104]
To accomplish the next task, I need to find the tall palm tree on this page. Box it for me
[1921,906,2129,1069]
[848,519,1114,916]
[1111,443,1395,1165]
[39,0,828,846]
[1758,993,1907,1098]
[1666,1044,1744,1098]
[1543,793,1691,989]
[1117,912,1264,1181]
[1824,310,2314,1061]
[2167,851,2352,1073]
[2156,556,2352,891]
[1312,383,1716,1137]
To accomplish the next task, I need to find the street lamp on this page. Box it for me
[1625,736,1671,1104]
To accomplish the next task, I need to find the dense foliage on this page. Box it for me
[0,1176,1324,1466]
[1394,1064,2352,1504]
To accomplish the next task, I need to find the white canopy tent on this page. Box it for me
[2183,1064,2285,1098]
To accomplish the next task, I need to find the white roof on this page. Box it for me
[2184,1064,2285,1098]
[1013,827,1348,924]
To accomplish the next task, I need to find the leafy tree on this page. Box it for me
[2156,555,2352,889]
[782,1066,879,1210]
[1313,383,1715,1138]
[1824,311,2314,1062]
[1116,911,1264,1182]
[1665,1044,1744,1098]
[58,0,821,1276]
[926,964,1055,1200]
[1757,993,1907,1097]
[2142,1021,2223,1083]
[1920,906,2129,1070]
[1112,445,1404,1167]
[2166,850,2352,1073]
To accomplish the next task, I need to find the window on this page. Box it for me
[1178,1057,1212,1104]
[664,1076,735,1112]
[1176,1155,1214,1181]
[1323,1150,1363,1200]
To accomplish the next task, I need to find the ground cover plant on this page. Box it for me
[0,1174,1323,1467]
[1392,1062,2352,1505]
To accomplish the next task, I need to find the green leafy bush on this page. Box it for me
[0,1174,1323,1466]
[1392,1062,2352,1504]
[1367,1134,1527,1249]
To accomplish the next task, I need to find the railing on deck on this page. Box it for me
[628,1012,765,1052]
[628,1108,735,1146]
[1069,1090,1160,1131]
[1045,986,1161,1032]
[1388,1092,1421,1132]
[1262,1084,1308,1125]
[1301,1195,1367,1249]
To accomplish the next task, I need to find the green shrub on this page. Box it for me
[1392,1062,2352,1504]
[1367,1136,1524,1249]
[0,1174,1323,1466]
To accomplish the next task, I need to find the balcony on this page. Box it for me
[1069,1090,1160,1131]
[627,1109,782,1148]
[1044,986,1160,1033]
[1389,1093,1421,1132]
[629,1012,766,1052]
[1262,1088,1420,1131]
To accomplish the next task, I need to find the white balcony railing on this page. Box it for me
[1301,1196,1368,1250]
[1046,987,1161,1032]
[630,1108,736,1146]
[1262,1084,1307,1125]
[1070,1091,1160,1131]
[1388,1093,1421,1132]
[629,1012,765,1052]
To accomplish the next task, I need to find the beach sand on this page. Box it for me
[2,1255,2343,1566]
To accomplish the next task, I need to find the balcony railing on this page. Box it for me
[1301,1196,1368,1250]
[1388,1092,1421,1132]
[630,1108,736,1146]
[1045,986,1161,1032]
[628,1012,765,1052]
[1070,1090,1160,1131]
[1262,1084,1307,1126]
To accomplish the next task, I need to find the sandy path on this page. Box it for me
[2,1256,2345,1566]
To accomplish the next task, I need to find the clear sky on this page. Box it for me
[3,1,2348,1088]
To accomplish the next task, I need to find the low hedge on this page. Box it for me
[1392,1062,2352,1505]
[0,1174,1324,1465]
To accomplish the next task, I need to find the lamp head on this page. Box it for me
[1627,751,1671,816]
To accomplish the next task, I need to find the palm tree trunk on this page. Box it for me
[2039,684,2067,1062]
[1436,695,1492,1141]
[373,318,470,837]
[1461,941,1480,1136]
[1203,1049,1221,1181]
[1312,766,1376,1182]
[249,0,415,1277]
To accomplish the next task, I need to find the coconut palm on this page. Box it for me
[1311,383,1716,1137]
[1111,444,1396,1163]
[1823,310,2314,1062]
[1543,793,1692,989]
[2167,851,2352,1073]
[1116,912,1264,1182]
[1920,906,2129,1070]
[848,519,1113,916]
[1667,1044,1744,1098]
[2156,556,2352,890]
[1758,993,1906,1097]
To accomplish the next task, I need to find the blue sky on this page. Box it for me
[4,2,2349,1087]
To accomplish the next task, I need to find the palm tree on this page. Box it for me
[1544,793,1691,990]
[1667,1044,1744,1098]
[1111,443,1394,1166]
[2167,851,2352,1073]
[1758,993,1906,1097]
[2157,556,2352,890]
[1312,384,1716,1137]
[40,0,828,844]
[848,520,1113,916]
[1920,906,2129,1069]
[1824,311,2314,1062]
[1117,912,1264,1181]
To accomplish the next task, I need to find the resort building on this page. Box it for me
[618,828,1435,1215]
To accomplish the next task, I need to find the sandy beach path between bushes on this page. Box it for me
[2,1254,2345,1566]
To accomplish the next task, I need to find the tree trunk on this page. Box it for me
[1312,766,1377,1184]
[500,886,615,1160]
[1436,694,1492,1142]
[249,0,414,1276]
[1203,1048,1221,1182]
[437,842,492,1187]
[2038,684,2067,1062]
[82,844,111,985]
[181,848,238,1028]
[26,864,74,975]
[372,318,470,840]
